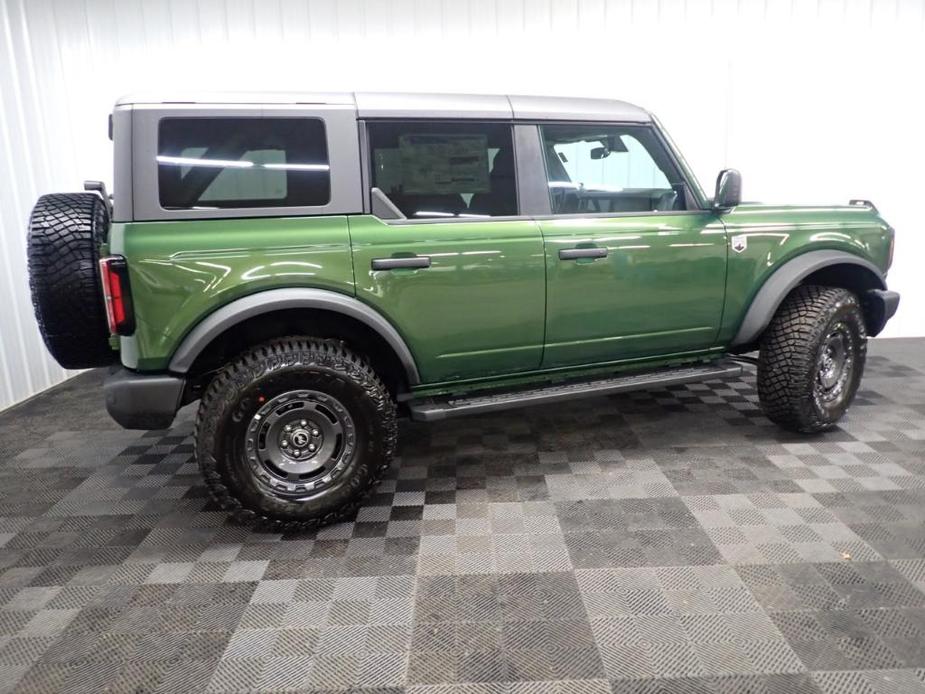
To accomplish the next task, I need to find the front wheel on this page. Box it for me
[757,285,867,433]
[195,338,397,530]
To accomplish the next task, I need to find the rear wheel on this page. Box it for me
[194,337,397,530]
[757,285,866,433]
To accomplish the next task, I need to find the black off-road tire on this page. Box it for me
[757,285,867,433]
[194,337,397,530]
[27,193,114,368]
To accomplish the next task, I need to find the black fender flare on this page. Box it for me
[731,250,886,348]
[167,288,421,384]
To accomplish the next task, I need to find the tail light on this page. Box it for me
[99,256,135,335]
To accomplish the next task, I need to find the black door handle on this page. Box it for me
[559,247,608,260]
[371,256,432,271]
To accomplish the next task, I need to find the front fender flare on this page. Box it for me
[731,250,886,348]
[167,288,421,385]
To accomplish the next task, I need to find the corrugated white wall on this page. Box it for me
[1,0,923,411]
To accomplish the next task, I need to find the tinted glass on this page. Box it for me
[158,118,329,209]
[541,124,687,214]
[368,121,517,218]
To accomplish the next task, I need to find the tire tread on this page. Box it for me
[193,337,397,531]
[757,285,866,433]
[27,193,114,368]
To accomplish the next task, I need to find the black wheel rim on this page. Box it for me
[814,323,854,406]
[244,389,356,499]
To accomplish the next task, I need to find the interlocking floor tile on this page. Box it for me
[0,341,923,691]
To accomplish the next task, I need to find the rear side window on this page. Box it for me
[157,118,330,210]
[367,121,517,218]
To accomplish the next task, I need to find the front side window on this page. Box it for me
[367,121,517,219]
[541,124,688,214]
[158,117,330,209]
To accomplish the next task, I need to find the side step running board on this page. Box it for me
[408,360,742,422]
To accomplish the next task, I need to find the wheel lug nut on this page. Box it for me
[281,440,288,447]
[292,450,301,458]
[312,430,319,436]
[284,424,292,432]
[300,420,307,427]
[308,444,316,452]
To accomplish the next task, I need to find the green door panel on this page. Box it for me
[540,212,727,367]
[348,215,546,383]
[113,216,355,370]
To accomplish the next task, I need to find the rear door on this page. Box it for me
[349,120,546,384]
[530,123,727,368]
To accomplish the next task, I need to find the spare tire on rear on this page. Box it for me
[27,192,115,368]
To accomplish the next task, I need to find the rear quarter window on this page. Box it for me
[157,117,330,210]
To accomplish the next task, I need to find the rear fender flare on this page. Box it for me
[731,250,886,348]
[168,288,421,384]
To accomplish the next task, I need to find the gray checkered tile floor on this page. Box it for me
[1,338,924,693]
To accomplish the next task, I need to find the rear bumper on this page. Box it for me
[104,368,185,430]
[863,289,900,337]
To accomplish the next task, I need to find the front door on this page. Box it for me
[350,120,546,384]
[535,123,727,368]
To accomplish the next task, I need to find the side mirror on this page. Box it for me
[713,169,742,211]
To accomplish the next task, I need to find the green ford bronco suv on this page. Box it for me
[27,92,899,528]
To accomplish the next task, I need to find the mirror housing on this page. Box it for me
[713,169,742,211]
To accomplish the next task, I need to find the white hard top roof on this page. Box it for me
[114,91,652,123]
